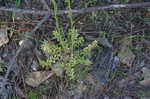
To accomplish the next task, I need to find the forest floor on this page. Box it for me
[0,0,150,99]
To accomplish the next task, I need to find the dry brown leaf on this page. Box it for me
[118,36,135,67]
[140,67,150,87]
[15,86,26,98]
[0,29,9,47]
[25,71,54,87]
[51,63,64,77]
[118,75,136,88]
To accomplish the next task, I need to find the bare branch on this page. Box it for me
[0,7,48,15]
[0,2,150,15]
[31,15,50,34]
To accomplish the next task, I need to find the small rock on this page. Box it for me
[0,29,9,47]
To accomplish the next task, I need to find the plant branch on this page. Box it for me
[0,2,150,15]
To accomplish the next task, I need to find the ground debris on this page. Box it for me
[91,47,119,84]
[85,36,112,48]
[142,97,150,99]
[118,36,135,67]
[104,95,110,99]
[25,71,54,87]
[0,77,13,99]
[51,63,64,77]
[14,86,26,98]
[123,96,133,99]
[0,0,150,99]
[0,29,9,47]
[139,67,150,87]
[118,75,136,88]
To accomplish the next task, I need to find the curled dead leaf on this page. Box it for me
[51,63,64,77]
[118,36,135,67]
[140,67,150,87]
[25,71,54,87]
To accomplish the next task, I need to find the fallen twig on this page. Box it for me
[41,0,51,11]
[0,2,150,15]
[31,15,50,34]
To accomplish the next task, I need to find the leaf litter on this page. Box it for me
[0,0,150,99]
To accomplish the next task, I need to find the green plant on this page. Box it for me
[15,0,21,8]
[27,91,37,99]
[121,0,129,3]
[40,0,97,81]
[12,0,21,22]
[138,74,145,81]
[113,89,124,96]
[137,90,149,99]
[111,71,127,78]
[79,0,98,8]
